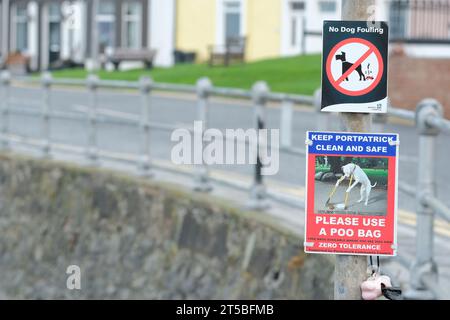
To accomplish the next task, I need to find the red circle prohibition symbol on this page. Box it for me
[326,37,384,96]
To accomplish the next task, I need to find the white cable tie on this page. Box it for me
[389,139,400,146]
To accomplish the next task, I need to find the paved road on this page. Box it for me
[5,84,450,214]
[3,83,450,297]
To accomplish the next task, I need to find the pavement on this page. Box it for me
[3,82,450,298]
[7,83,450,215]
[314,181,387,216]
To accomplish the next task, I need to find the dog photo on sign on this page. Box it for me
[314,156,388,216]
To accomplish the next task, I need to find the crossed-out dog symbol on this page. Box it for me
[335,51,370,81]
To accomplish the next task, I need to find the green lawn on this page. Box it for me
[49,54,322,95]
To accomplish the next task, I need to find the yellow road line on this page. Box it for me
[149,159,450,237]
[213,169,450,237]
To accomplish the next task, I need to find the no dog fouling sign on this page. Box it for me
[321,21,388,113]
[304,131,398,256]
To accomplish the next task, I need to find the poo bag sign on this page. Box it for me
[321,20,388,113]
[304,131,399,256]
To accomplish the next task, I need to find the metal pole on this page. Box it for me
[246,81,270,210]
[314,88,329,131]
[405,99,442,300]
[280,98,293,148]
[335,0,375,300]
[193,77,212,192]
[372,113,387,133]
[86,74,99,165]
[138,76,153,177]
[0,71,11,151]
[342,0,375,21]
[41,72,52,158]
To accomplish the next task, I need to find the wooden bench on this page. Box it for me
[4,52,30,75]
[106,48,157,70]
[208,37,246,67]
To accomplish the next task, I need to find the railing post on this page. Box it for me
[314,88,329,131]
[86,74,99,166]
[193,77,212,192]
[139,76,153,177]
[41,72,52,158]
[280,97,293,148]
[405,99,443,300]
[246,81,270,210]
[0,71,11,151]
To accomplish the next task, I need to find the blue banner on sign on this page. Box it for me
[307,131,397,156]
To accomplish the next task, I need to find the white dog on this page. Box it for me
[336,163,377,206]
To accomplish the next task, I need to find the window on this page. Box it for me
[49,3,61,54]
[291,18,297,46]
[15,3,28,52]
[224,1,241,41]
[122,1,142,49]
[389,0,408,39]
[319,1,336,13]
[97,0,116,51]
[291,1,305,11]
[288,1,304,49]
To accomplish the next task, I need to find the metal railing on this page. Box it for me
[1,70,450,299]
[389,0,450,44]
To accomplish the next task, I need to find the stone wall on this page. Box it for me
[0,153,334,299]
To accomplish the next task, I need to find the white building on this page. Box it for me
[0,0,176,71]
[1,0,449,72]
[296,0,450,58]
